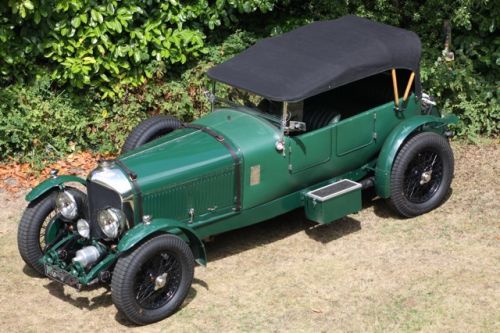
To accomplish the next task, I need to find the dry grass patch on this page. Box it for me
[0,141,498,332]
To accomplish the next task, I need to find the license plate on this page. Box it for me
[44,264,82,290]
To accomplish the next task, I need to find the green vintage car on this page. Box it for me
[18,16,456,324]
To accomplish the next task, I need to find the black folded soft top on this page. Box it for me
[207,15,421,102]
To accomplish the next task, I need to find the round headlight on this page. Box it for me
[76,219,90,239]
[55,191,78,220]
[97,208,126,239]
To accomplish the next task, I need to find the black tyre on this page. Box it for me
[111,234,195,325]
[17,188,87,275]
[388,132,454,217]
[122,115,181,153]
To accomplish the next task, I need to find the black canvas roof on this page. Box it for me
[207,15,421,102]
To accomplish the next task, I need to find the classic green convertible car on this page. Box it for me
[18,16,456,324]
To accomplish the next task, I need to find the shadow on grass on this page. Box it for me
[206,207,362,262]
[44,281,114,310]
[305,216,361,244]
[371,187,454,219]
[372,199,399,219]
[42,277,200,327]
[22,265,46,278]
[114,286,199,327]
[359,187,400,219]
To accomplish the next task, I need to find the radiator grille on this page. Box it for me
[87,181,122,238]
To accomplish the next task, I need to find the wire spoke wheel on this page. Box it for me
[112,234,194,325]
[403,150,443,203]
[134,252,182,310]
[388,132,454,217]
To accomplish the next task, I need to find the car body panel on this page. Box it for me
[119,125,237,223]
[25,175,86,202]
[117,218,207,266]
[194,108,285,209]
[374,113,458,198]
[116,95,423,234]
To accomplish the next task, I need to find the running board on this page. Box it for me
[304,179,362,224]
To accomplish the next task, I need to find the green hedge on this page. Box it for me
[0,30,258,163]
[0,0,279,97]
[0,0,498,164]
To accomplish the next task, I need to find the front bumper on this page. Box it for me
[41,234,118,289]
[45,263,82,290]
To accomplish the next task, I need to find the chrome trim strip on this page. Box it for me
[87,163,135,230]
[87,164,134,201]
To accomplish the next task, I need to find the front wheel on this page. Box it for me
[17,188,87,275]
[388,132,454,217]
[111,234,195,325]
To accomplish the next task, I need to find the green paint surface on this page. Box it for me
[38,93,457,280]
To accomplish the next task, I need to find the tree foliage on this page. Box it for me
[0,0,498,164]
[0,0,280,97]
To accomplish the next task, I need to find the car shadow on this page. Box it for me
[114,285,200,327]
[372,199,398,218]
[44,281,114,310]
[359,187,400,219]
[304,216,361,244]
[372,187,454,219]
[43,278,201,327]
[205,208,362,263]
[22,265,46,278]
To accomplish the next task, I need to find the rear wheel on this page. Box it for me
[122,115,181,154]
[111,234,194,325]
[388,132,454,217]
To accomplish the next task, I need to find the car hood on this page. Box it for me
[118,109,280,195]
[118,126,233,195]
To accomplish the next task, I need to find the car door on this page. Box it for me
[335,110,377,156]
[287,126,332,173]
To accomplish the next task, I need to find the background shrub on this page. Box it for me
[0,0,281,97]
[0,0,498,166]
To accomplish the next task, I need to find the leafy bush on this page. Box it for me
[0,0,280,97]
[421,51,499,140]
[0,0,498,165]
[0,28,263,166]
[0,75,100,165]
[0,71,206,165]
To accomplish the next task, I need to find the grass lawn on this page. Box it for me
[0,141,498,332]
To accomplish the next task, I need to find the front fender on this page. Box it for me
[375,114,457,198]
[117,219,207,266]
[25,175,86,202]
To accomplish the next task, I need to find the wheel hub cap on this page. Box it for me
[420,170,432,185]
[154,272,168,290]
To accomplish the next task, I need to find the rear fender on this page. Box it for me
[375,115,457,198]
[117,218,207,266]
[25,175,86,202]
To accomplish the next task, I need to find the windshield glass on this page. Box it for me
[213,85,282,127]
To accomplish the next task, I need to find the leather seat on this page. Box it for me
[303,108,341,131]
